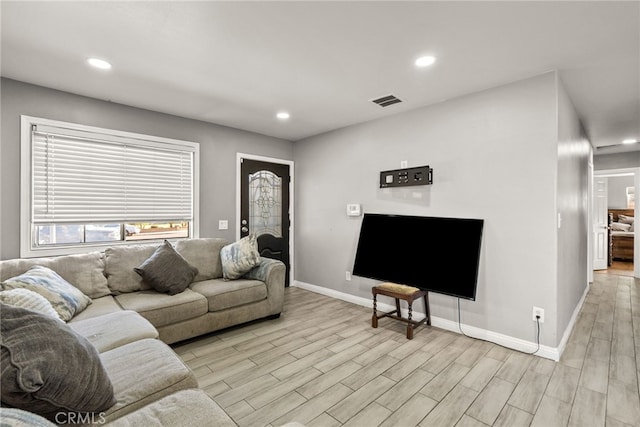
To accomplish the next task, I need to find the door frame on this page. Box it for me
[236,153,295,284]
[592,167,640,278]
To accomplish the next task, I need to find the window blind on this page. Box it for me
[31,124,195,224]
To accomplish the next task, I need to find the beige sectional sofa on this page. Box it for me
[0,307,238,426]
[0,237,286,343]
[0,237,286,426]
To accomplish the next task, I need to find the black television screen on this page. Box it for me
[352,213,484,300]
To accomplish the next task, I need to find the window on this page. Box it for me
[21,116,199,257]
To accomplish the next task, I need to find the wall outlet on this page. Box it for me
[532,306,545,323]
[218,220,228,230]
[345,271,351,281]
[400,160,408,168]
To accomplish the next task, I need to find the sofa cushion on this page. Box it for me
[0,303,116,421]
[106,389,237,427]
[220,234,261,280]
[114,289,207,328]
[68,310,159,353]
[134,240,198,295]
[0,288,61,321]
[1,266,92,321]
[174,237,228,281]
[190,278,267,312]
[68,295,123,322]
[99,339,197,423]
[0,408,57,427]
[104,244,158,294]
[0,252,111,299]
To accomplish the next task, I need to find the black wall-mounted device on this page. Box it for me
[379,165,433,188]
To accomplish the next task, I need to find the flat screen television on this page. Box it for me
[352,213,484,300]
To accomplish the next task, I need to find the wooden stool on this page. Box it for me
[372,282,431,339]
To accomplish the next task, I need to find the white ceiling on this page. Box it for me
[2,1,639,152]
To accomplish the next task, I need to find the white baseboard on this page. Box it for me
[292,280,560,361]
[555,280,590,358]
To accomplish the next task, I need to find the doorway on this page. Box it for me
[592,168,639,278]
[237,154,294,286]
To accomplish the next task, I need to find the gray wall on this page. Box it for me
[594,152,640,170]
[607,175,634,209]
[0,78,294,259]
[1,73,592,350]
[555,76,591,343]
[294,72,566,346]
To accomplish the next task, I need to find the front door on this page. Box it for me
[593,176,609,270]
[240,158,291,286]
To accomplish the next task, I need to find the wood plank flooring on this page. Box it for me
[172,273,640,427]
[596,261,634,278]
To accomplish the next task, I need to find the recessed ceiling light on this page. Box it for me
[276,112,290,120]
[415,55,436,68]
[87,57,112,70]
[622,138,638,144]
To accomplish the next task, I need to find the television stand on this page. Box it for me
[371,282,431,339]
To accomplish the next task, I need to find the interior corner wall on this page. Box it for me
[555,76,591,345]
[0,78,294,260]
[293,72,560,346]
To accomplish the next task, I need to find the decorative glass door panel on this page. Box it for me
[248,170,282,238]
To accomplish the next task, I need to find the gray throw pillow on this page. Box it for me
[134,240,198,295]
[0,303,116,422]
[220,234,262,280]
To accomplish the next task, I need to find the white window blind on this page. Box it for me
[31,123,195,224]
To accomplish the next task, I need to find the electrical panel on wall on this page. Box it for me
[380,165,433,188]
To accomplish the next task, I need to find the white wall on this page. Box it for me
[0,78,294,259]
[555,75,591,345]
[607,175,634,209]
[293,72,563,347]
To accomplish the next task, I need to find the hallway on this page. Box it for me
[595,261,634,278]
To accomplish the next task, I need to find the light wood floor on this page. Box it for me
[596,260,634,278]
[172,274,640,427]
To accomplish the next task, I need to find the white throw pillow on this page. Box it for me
[220,234,261,280]
[0,288,62,321]
[1,266,91,321]
[618,214,634,225]
[611,222,631,232]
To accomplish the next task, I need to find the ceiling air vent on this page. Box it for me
[371,94,403,107]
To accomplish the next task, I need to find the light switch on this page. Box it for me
[218,220,228,230]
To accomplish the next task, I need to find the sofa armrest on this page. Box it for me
[244,258,286,313]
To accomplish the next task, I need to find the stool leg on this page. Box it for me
[372,294,378,328]
[395,298,401,316]
[407,302,414,339]
[424,294,431,326]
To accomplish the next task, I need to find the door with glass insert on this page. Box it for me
[240,158,291,286]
